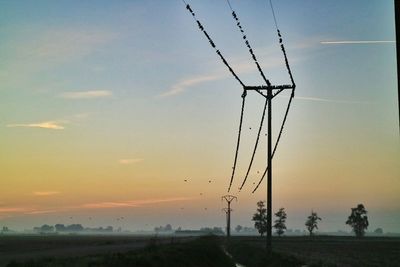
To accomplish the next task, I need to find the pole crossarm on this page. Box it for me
[222,195,237,238]
[222,208,233,213]
[244,84,295,99]
[222,194,237,203]
[244,84,294,91]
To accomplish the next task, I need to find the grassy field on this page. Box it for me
[0,235,194,266]
[1,235,399,266]
[2,235,235,267]
[228,236,400,267]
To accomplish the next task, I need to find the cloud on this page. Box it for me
[279,95,371,105]
[1,28,117,93]
[18,29,117,63]
[25,209,59,215]
[159,37,310,98]
[0,197,193,218]
[60,90,112,99]
[33,191,61,196]
[320,40,395,45]
[0,207,32,213]
[81,197,193,209]
[159,74,224,97]
[6,121,66,130]
[119,158,144,165]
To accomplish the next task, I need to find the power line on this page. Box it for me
[183,3,245,87]
[269,0,279,31]
[227,0,271,87]
[182,1,296,252]
[228,90,247,192]
[226,0,271,191]
[239,98,267,191]
[252,91,294,193]
[251,0,296,193]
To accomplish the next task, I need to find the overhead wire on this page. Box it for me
[182,1,247,192]
[251,92,293,193]
[226,0,271,87]
[228,90,247,192]
[182,0,296,193]
[183,1,245,87]
[252,0,296,193]
[226,0,273,191]
[239,98,267,191]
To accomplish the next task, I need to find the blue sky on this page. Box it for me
[0,0,399,233]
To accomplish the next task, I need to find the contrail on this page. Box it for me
[321,40,395,45]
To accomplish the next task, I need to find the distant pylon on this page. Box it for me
[222,195,237,238]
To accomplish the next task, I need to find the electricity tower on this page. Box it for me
[183,0,296,252]
[222,194,237,238]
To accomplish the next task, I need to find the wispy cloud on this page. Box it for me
[2,28,117,93]
[159,37,310,98]
[81,197,193,209]
[18,29,117,63]
[119,158,144,165]
[60,90,112,99]
[159,74,224,97]
[279,95,370,105]
[0,207,32,213]
[320,40,395,45]
[6,121,66,130]
[25,209,59,215]
[0,197,193,218]
[33,191,61,196]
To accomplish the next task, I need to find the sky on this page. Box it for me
[0,0,399,233]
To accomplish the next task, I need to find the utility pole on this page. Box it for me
[244,84,294,252]
[395,0,400,131]
[183,0,296,253]
[222,195,237,238]
[267,87,273,251]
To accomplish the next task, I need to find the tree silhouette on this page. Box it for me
[305,210,321,236]
[235,225,243,233]
[273,207,287,237]
[252,201,267,236]
[346,204,369,237]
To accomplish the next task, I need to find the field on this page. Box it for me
[0,235,194,266]
[228,236,400,267]
[1,235,399,266]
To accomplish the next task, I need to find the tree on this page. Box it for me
[346,204,369,237]
[273,208,287,237]
[305,210,322,236]
[55,224,66,232]
[235,225,243,233]
[165,224,172,231]
[252,201,267,236]
[374,228,383,235]
[66,224,84,232]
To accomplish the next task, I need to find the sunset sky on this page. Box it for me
[1,0,399,233]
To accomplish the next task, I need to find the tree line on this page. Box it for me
[252,201,369,237]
